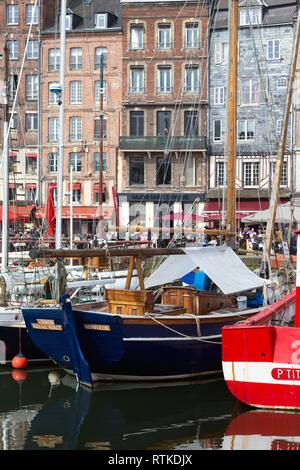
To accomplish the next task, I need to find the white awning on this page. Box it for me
[241,202,300,224]
[145,246,264,295]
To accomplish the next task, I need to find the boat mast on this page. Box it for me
[264,8,300,260]
[55,0,66,249]
[96,53,104,237]
[1,41,9,271]
[36,0,42,206]
[225,0,239,248]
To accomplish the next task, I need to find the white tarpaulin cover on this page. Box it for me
[144,246,264,295]
[241,202,300,224]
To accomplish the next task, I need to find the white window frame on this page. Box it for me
[26,4,39,24]
[25,112,38,131]
[70,48,82,70]
[8,40,18,60]
[243,161,260,187]
[276,119,282,137]
[130,25,144,50]
[157,24,172,50]
[95,48,107,70]
[26,40,39,60]
[130,67,145,93]
[184,155,199,186]
[277,77,288,89]
[216,161,226,186]
[70,117,82,141]
[184,65,199,93]
[70,152,82,172]
[95,13,107,29]
[70,81,82,104]
[241,78,260,105]
[215,42,228,65]
[214,87,225,105]
[65,14,72,30]
[95,80,107,105]
[240,8,262,26]
[48,118,58,142]
[48,152,58,172]
[157,66,172,93]
[25,75,38,101]
[48,83,59,105]
[185,23,199,49]
[7,5,19,25]
[9,113,17,129]
[213,119,222,142]
[237,119,255,141]
[271,160,287,187]
[48,48,60,71]
[267,39,280,60]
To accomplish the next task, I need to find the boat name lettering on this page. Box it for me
[32,323,63,331]
[271,367,300,380]
[84,324,111,331]
[37,319,55,325]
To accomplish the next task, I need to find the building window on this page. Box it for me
[276,119,282,137]
[156,156,171,185]
[9,113,17,130]
[48,152,58,172]
[95,48,107,70]
[216,161,225,186]
[48,49,60,71]
[70,152,82,172]
[130,111,144,136]
[8,75,18,102]
[184,65,199,93]
[94,152,107,173]
[25,75,38,101]
[184,155,199,186]
[129,157,144,185]
[25,113,38,131]
[277,77,288,89]
[267,39,280,60]
[25,186,37,201]
[48,118,58,142]
[70,117,82,141]
[184,111,199,137]
[157,66,172,93]
[214,86,225,105]
[9,187,16,201]
[7,40,18,60]
[70,81,82,104]
[238,119,255,141]
[7,5,18,25]
[70,48,82,70]
[48,83,59,105]
[130,25,144,50]
[240,79,260,105]
[72,188,81,204]
[65,14,72,30]
[94,13,107,29]
[26,40,39,60]
[26,4,39,24]
[243,162,259,187]
[271,161,287,187]
[129,67,145,93]
[184,23,199,49]
[157,24,171,50]
[157,111,171,136]
[213,119,222,142]
[94,117,107,141]
[215,42,228,65]
[239,8,262,26]
[95,80,107,105]
[25,158,37,174]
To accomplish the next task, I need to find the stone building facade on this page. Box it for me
[118,0,209,231]
[41,0,122,234]
[207,0,296,219]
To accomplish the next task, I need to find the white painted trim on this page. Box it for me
[223,361,300,386]
[123,334,221,341]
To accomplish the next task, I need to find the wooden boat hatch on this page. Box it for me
[161,286,233,314]
[106,289,155,316]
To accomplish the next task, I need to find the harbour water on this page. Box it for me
[0,366,298,451]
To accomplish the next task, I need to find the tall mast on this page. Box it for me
[1,42,9,271]
[225,0,239,248]
[36,0,42,206]
[55,0,66,249]
[264,7,300,259]
[99,53,104,223]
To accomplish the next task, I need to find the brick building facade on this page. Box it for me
[118,0,209,231]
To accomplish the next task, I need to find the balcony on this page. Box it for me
[119,136,206,151]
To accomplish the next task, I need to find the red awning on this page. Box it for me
[203,200,271,221]
[0,205,36,222]
[93,183,106,192]
[36,206,112,220]
[25,183,37,189]
[49,183,57,189]
[9,152,17,157]
[25,153,37,158]
[9,184,16,189]
[68,183,81,190]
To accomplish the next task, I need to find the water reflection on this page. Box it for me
[0,368,235,450]
[1,368,299,450]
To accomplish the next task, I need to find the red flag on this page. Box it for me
[45,188,55,237]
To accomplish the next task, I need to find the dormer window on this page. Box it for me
[240,8,262,26]
[65,14,72,30]
[95,13,107,29]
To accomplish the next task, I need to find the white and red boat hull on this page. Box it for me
[222,290,300,410]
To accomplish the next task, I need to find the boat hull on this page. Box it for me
[22,301,256,385]
[222,290,300,410]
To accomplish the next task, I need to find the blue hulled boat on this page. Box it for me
[21,246,267,387]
